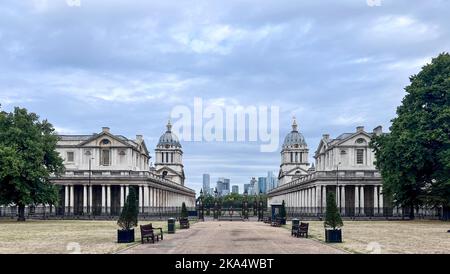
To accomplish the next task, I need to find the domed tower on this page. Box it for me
[278,117,309,186]
[154,120,185,185]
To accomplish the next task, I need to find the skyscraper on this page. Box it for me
[249,177,257,195]
[258,177,267,194]
[203,174,210,195]
[267,171,277,191]
[232,185,239,194]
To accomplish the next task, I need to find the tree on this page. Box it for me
[371,53,450,219]
[180,202,188,218]
[0,106,65,221]
[324,192,343,230]
[117,187,138,231]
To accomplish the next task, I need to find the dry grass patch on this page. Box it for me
[0,219,174,254]
[301,220,450,254]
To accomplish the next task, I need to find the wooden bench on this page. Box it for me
[180,218,190,229]
[140,224,163,244]
[293,222,309,238]
[271,218,282,227]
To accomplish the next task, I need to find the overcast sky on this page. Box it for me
[1,0,449,194]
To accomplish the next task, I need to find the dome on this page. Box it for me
[283,117,307,148]
[157,120,182,148]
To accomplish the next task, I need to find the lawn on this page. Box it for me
[0,219,181,254]
[289,220,450,254]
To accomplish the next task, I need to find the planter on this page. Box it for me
[325,229,342,243]
[117,229,135,243]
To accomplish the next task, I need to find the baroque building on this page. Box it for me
[50,123,195,217]
[268,119,388,217]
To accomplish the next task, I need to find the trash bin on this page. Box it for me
[168,218,175,234]
[292,218,300,229]
[291,218,300,236]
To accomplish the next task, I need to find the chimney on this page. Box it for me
[356,126,364,132]
[102,127,110,133]
[136,135,143,142]
[373,125,383,136]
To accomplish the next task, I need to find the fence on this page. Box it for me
[0,205,197,220]
[285,206,444,220]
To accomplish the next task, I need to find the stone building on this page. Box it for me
[268,119,386,217]
[51,122,195,216]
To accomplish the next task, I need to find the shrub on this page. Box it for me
[324,191,343,230]
[117,187,138,231]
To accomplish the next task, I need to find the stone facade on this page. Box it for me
[268,120,388,217]
[50,124,195,216]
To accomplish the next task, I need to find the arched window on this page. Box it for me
[162,171,168,179]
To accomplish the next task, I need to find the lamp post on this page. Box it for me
[214,188,218,220]
[258,191,263,221]
[253,194,257,216]
[243,191,248,220]
[199,189,204,221]
[336,161,341,213]
[86,153,94,219]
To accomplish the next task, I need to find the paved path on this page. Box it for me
[120,221,345,254]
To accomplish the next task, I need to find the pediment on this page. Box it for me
[79,132,132,148]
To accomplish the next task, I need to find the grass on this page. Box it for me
[286,220,450,254]
[0,219,193,254]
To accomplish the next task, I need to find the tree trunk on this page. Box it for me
[17,204,26,222]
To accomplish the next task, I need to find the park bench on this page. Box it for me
[293,222,309,238]
[140,224,164,244]
[263,217,271,224]
[179,218,190,229]
[271,218,282,227]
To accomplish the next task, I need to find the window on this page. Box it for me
[101,149,110,166]
[67,152,74,162]
[101,139,110,145]
[356,138,366,144]
[356,149,364,164]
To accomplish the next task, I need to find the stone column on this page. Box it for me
[101,185,106,215]
[379,186,384,215]
[374,186,379,216]
[316,186,321,214]
[360,185,365,216]
[144,186,149,213]
[106,185,111,215]
[89,185,93,215]
[69,185,74,215]
[119,185,124,209]
[64,185,69,215]
[83,185,88,214]
[355,185,360,216]
[340,185,346,215]
[125,186,129,200]
[322,186,326,211]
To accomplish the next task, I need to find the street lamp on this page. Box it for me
[258,191,263,221]
[199,188,204,221]
[336,161,341,213]
[85,152,94,219]
[243,191,248,220]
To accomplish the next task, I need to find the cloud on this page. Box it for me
[1,0,450,194]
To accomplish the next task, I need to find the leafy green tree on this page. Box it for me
[117,187,138,230]
[324,192,343,230]
[180,202,188,218]
[0,106,65,221]
[371,53,450,219]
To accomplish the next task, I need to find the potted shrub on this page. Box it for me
[117,188,138,243]
[279,200,287,225]
[324,191,343,243]
[179,202,190,229]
